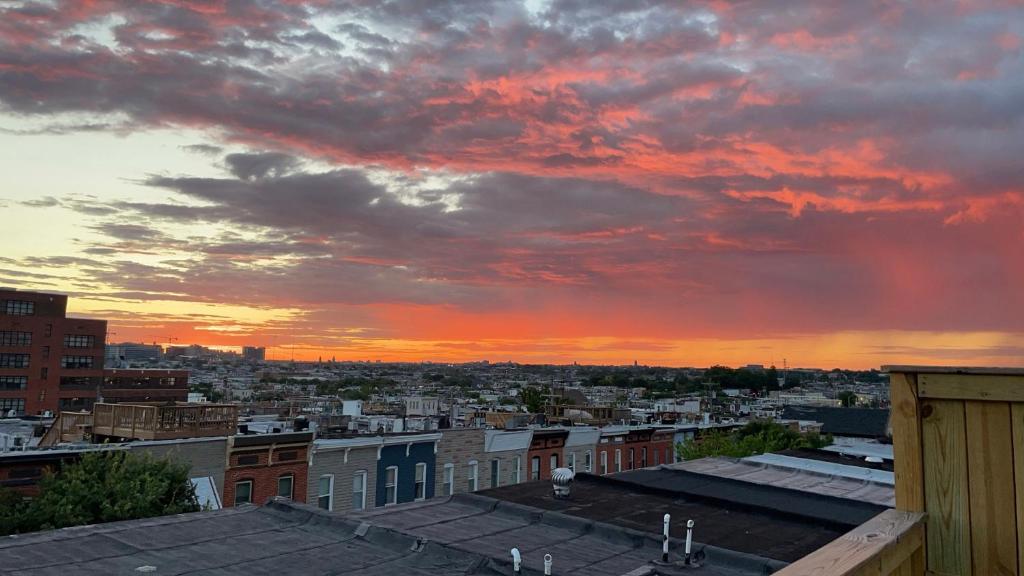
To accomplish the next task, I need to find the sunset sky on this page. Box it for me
[1,0,1022,368]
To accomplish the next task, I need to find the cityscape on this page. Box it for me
[2,1,1023,576]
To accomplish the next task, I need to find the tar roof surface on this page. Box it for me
[478,469,886,563]
[776,448,894,472]
[0,497,778,576]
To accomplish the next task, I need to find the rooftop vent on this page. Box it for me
[552,467,574,499]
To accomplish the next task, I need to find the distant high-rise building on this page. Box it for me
[242,346,266,361]
[105,342,163,367]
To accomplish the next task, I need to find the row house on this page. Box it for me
[563,427,600,474]
[527,428,569,481]
[482,428,531,488]
[306,433,441,513]
[595,426,675,475]
[223,431,314,508]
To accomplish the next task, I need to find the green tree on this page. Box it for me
[1,450,199,536]
[676,421,833,461]
[838,391,858,407]
[519,386,547,413]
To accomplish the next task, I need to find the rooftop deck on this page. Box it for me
[42,402,238,444]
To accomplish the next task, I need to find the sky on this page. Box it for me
[1,0,1022,369]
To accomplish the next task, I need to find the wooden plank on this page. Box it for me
[922,399,972,576]
[1012,404,1024,576]
[919,374,1024,402]
[891,372,925,512]
[771,509,924,576]
[965,401,1018,575]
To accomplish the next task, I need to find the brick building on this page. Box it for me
[0,289,191,415]
[0,289,106,415]
[596,426,676,474]
[435,428,485,496]
[527,428,569,481]
[223,431,313,507]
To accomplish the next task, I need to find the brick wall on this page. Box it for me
[306,444,378,513]
[223,444,309,507]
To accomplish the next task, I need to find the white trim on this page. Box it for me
[467,460,479,492]
[384,466,398,506]
[414,462,427,501]
[352,470,368,511]
[443,463,455,496]
[318,474,335,512]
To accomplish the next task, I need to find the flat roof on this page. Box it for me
[0,497,779,575]
[666,458,894,507]
[743,453,894,485]
[478,468,884,563]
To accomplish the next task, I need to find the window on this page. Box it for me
[628,448,634,470]
[467,460,478,492]
[490,459,500,488]
[550,454,559,474]
[277,450,297,462]
[615,449,622,472]
[666,447,672,464]
[234,480,253,505]
[352,471,367,510]
[641,447,648,468]
[654,448,660,466]
[585,450,593,473]
[59,376,100,389]
[277,475,294,499]
[61,355,93,369]
[0,331,31,347]
[40,367,47,380]
[0,354,29,368]
[0,376,27,391]
[44,323,52,337]
[236,454,259,466]
[443,463,454,496]
[63,334,95,348]
[384,466,398,505]
[514,456,522,484]
[414,463,427,501]
[531,456,540,481]
[4,300,34,316]
[600,451,608,475]
[568,452,576,472]
[318,475,334,511]
[0,399,25,414]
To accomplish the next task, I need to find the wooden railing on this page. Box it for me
[772,509,925,576]
[92,403,238,441]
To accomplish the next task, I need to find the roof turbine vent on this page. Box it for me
[551,467,574,499]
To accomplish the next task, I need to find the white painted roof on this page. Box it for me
[484,429,532,452]
[743,453,895,485]
[823,442,894,461]
[564,427,601,447]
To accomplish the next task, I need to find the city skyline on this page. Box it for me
[2,1,1023,369]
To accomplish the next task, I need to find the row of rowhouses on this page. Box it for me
[1,424,681,515]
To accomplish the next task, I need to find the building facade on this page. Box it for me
[563,427,599,474]
[374,434,440,507]
[306,437,380,513]
[0,289,106,415]
[223,432,313,507]
[527,428,569,481]
[435,428,486,496]
[483,429,531,488]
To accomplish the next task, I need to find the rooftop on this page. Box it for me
[478,468,887,563]
[0,496,784,576]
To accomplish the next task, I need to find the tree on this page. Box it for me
[0,450,199,536]
[519,386,547,413]
[838,391,858,407]
[676,421,833,461]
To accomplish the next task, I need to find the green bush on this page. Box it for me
[676,421,832,461]
[0,450,199,536]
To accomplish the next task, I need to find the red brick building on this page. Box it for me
[223,432,313,507]
[527,428,569,481]
[0,289,106,415]
[0,290,191,415]
[595,426,675,475]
